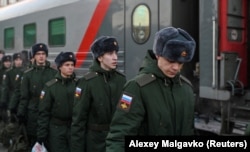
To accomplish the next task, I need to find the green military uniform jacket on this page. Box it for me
[1,66,26,111]
[106,50,195,151]
[17,61,57,136]
[0,66,10,104]
[71,59,126,152]
[37,72,77,152]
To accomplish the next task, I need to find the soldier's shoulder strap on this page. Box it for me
[5,68,12,73]
[84,72,98,80]
[136,73,156,87]
[180,75,193,87]
[24,67,33,73]
[45,79,57,87]
[73,78,79,82]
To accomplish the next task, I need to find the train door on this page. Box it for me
[199,0,247,100]
[219,0,248,88]
[124,0,158,79]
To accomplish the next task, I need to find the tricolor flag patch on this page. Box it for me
[3,74,6,80]
[15,74,20,81]
[40,90,45,100]
[118,93,133,111]
[75,87,82,98]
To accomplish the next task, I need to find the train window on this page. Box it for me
[23,23,36,48]
[0,0,22,7]
[4,27,14,49]
[227,0,243,42]
[0,0,9,7]
[48,18,65,46]
[132,4,150,44]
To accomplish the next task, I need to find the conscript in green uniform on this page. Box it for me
[71,36,126,152]
[1,53,25,116]
[106,27,196,151]
[17,43,57,149]
[0,55,12,123]
[37,52,77,152]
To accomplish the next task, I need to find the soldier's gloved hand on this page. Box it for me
[37,137,46,145]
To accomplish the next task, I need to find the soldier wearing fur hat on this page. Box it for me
[106,27,196,151]
[17,43,57,149]
[0,52,26,147]
[37,52,77,151]
[1,53,26,117]
[0,55,12,109]
[0,55,12,146]
[71,36,126,152]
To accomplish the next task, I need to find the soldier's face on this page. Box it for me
[98,50,118,71]
[34,51,46,65]
[157,56,183,78]
[60,61,75,78]
[14,58,23,67]
[3,61,11,69]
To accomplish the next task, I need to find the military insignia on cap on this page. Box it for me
[118,93,133,112]
[181,50,187,57]
[114,41,117,46]
[40,45,43,48]
[69,54,73,58]
[40,90,45,100]
[75,87,82,98]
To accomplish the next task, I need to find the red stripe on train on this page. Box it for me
[75,0,111,68]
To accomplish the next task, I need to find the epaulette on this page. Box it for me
[180,75,193,87]
[24,67,33,73]
[74,78,79,82]
[6,68,12,73]
[115,70,125,77]
[45,79,57,87]
[136,73,156,87]
[84,72,98,80]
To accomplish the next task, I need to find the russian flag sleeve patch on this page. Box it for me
[40,90,45,100]
[75,87,82,98]
[118,93,133,112]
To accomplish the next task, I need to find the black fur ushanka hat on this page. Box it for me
[31,43,48,57]
[153,27,196,63]
[91,36,119,59]
[55,52,76,68]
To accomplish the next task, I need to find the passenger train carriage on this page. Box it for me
[0,0,250,135]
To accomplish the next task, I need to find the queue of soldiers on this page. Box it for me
[0,26,249,152]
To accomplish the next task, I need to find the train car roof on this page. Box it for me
[0,0,79,21]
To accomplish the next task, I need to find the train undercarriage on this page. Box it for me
[194,55,250,136]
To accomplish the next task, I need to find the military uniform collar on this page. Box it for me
[55,72,76,84]
[33,60,51,69]
[139,50,182,85]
